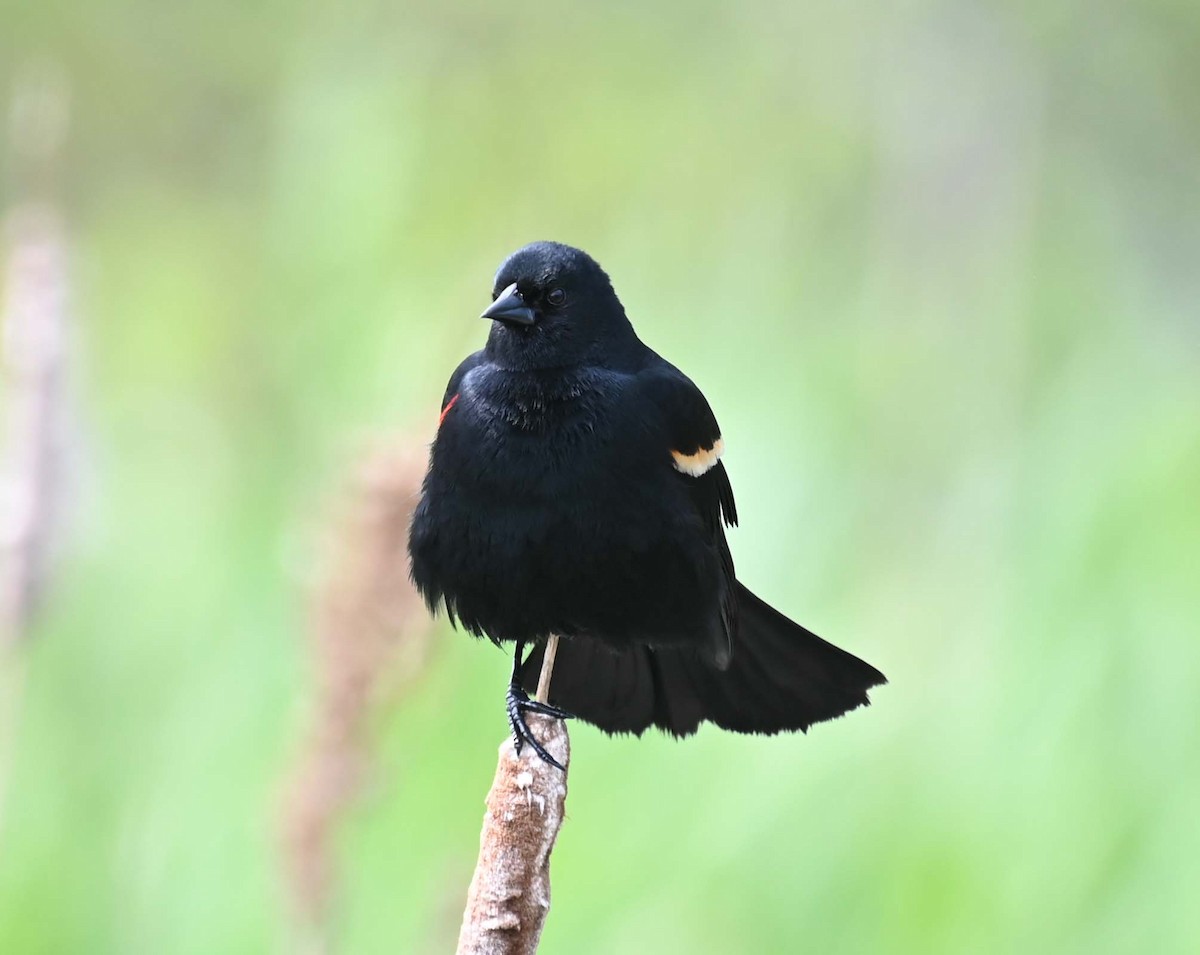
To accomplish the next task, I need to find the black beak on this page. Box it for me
[481,282,537,326]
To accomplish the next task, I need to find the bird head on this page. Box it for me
[481,242,639,370]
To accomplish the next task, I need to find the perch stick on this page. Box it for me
[455,636,569,955]
[535,634,559,704]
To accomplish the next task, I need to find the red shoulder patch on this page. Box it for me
[439,392,460,427]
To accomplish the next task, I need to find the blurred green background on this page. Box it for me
[2,0,1199,952]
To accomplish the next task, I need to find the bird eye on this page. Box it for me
[547,288,566,307]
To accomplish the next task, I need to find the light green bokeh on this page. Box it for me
[1,1,1198,951]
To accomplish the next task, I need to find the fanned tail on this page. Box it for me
[521,583,886,737]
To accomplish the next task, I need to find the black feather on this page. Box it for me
[520,584,885,737]
[408,241,886,743]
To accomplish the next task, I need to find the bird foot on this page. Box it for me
[506,682,572,770]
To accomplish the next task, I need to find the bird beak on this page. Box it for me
[481,283,537,326]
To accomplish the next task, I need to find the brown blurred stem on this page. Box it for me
[456,638,569,955]
[0,59,73,839]
[2,61,72,646]
[280,441,437,953]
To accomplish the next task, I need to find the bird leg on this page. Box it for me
[507,640,572,770]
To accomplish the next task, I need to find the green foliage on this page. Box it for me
[2,0,1198,951]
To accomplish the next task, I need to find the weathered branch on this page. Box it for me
[456,637,569,955]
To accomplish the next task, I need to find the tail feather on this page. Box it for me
[520,636,658,735]
[703,584,886,734]
[521,583,886,737]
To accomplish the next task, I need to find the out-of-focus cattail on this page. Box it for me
[1,61,73,646]
[281,439,438,952]
[0,60,74,837]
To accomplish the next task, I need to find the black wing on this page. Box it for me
[438,349,484,417]
[636,361,737,528]
[636,361,738,667]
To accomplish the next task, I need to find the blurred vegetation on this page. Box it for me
[2,0,1199,952]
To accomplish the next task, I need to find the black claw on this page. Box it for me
[506,681,570,771]
[522,697,574,720]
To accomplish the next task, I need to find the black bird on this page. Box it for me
[409,242,885,766]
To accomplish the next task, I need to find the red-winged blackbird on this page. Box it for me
[409,242,885,766]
